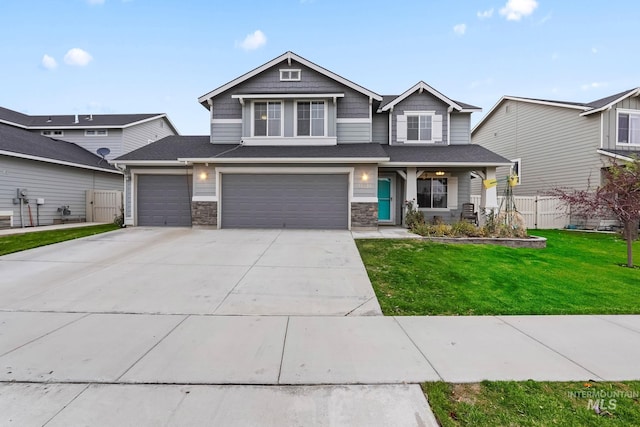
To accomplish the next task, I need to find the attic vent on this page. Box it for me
[280,69,301,81]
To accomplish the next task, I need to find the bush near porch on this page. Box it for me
[356,230,640,316]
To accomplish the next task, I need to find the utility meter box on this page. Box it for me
[36,198,45,205]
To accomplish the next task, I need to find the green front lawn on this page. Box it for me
[424,381,640,426]
[0,224,120,256]
[356,230,640,315]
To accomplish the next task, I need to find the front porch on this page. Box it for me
[375,166,501,227]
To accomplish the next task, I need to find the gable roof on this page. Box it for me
[197,51,382,108]
[0,106,178,132]
[0,123,119,173]
[473,88,640,133]
[580,87,640,116]
[377,81,480,113]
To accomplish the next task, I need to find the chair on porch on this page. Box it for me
[460,202,478,225]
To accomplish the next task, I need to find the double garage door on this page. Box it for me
[137,173,349,229]
[221,174,349,229]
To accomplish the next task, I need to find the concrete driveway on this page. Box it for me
[0,227,381,316]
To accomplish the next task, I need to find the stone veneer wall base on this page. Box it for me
[191,201,217,226]
[351,202,378,229]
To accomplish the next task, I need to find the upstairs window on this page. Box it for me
[618,110,640,144]
[280,69,301,81]
[397,111,443,143]
[254,102,282,137]
[85,129,108,136]
[296,101,325,136]
[407,114,432,141]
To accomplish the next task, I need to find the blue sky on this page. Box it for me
[1,0,639,135]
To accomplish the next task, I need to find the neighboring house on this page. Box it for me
[0,123,122,227]
[0,107,179,161]
[0,107,179,228]
[471,88,640,197]
[113,51,509,229]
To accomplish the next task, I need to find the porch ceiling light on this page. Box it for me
[435,171,445,176]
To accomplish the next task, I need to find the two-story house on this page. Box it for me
[471,88,640,197]
[0,107,179,227]
[113,52,509,229]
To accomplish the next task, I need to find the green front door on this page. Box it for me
[378,178,392,221]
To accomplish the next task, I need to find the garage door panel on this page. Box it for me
[137,175,192,227]
[221,174,348,229]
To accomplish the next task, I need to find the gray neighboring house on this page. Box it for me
[0,107,179,161]
[471,88,640,196]
[0,123,122,227]
[0,107,179,228]
[114,51,509,229]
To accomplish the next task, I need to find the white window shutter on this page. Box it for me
[396,114,407,142]
[447,176,458,209]
[432,115,443,142]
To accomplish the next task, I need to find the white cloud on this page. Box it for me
[41,54,57,70]
[64,48,93,66]
[86,0,105,4]
[499,0,538,21]
[453,24,466,36]
[581,82,608,91]
[237,30,267,51]
[477,8,494,19]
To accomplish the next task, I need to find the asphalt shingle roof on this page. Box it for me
[384,144,511,164]
[0,123,116,171]
[116,136,509,166]
[0,106,163,128]
[115,136,390,161]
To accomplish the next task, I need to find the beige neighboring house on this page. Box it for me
[471,88,640,197]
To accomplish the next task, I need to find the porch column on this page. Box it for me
[405,167,418,205]
[480,167,499,225]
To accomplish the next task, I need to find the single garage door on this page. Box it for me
[221,174,348,229]
[137,175,192,226]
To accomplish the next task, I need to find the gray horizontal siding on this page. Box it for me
[372,112,389,144]
[46,129,124,160]
[193,166,216,197]
[472,100,600,196]
[337,122,370,143]
[391,92,449,145]
[123,118,176,154]
[211,59,370,121]
[602,96,640,150]
[449,114,471,145]
[212,123,242,143]
[0,155,121,227]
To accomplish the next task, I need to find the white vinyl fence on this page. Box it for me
[470,195,569,229]
[86,190,123,223]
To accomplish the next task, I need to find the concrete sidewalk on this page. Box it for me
[2,312,639,425]
[1,312,639,385]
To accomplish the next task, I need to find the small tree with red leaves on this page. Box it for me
[551,157,640,268]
